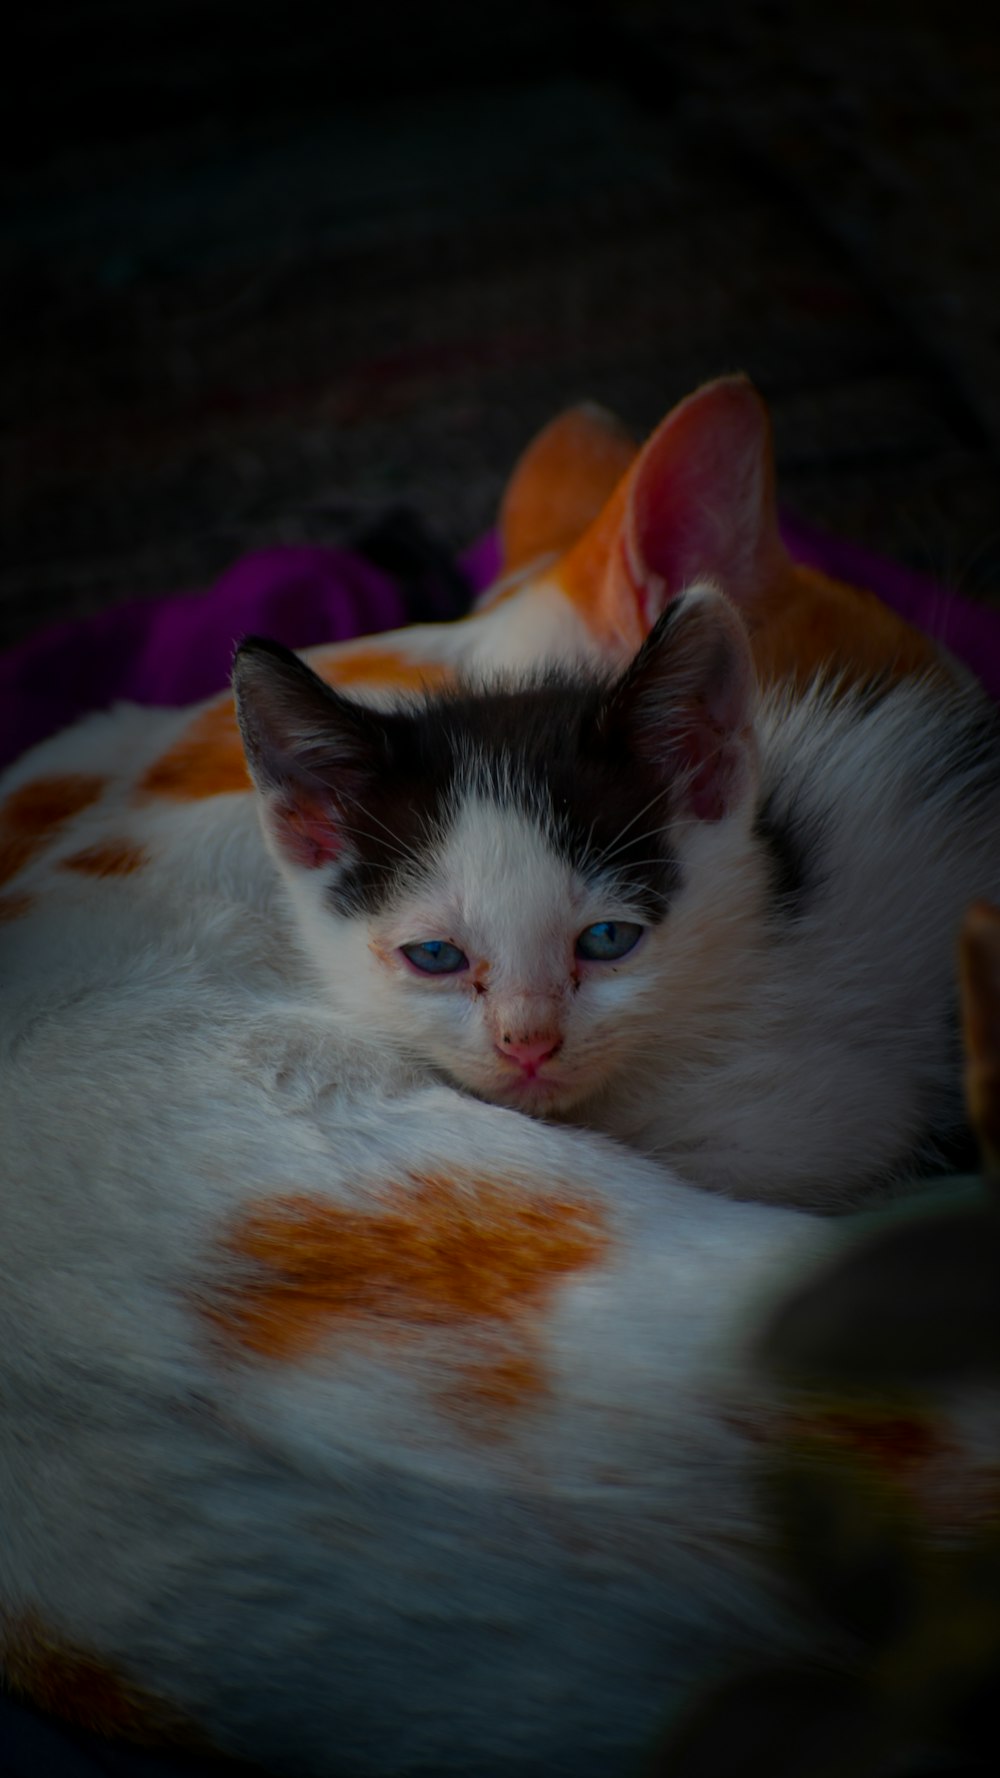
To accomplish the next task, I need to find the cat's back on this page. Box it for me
[0,697,285,1009]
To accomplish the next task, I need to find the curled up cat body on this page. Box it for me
[2,376,1000,1775]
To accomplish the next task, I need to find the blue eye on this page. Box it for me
[400,940,469,975]
[575,921,643,962]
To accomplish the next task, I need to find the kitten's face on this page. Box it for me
[359,796,663,1114]
[233,584,760,1114]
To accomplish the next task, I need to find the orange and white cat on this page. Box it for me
[1,377,997,1776]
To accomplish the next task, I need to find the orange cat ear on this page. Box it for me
[499,403,638,573]
[556,375,792,653]
[623,374,790,613]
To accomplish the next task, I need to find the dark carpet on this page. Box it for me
[4,1,999,653]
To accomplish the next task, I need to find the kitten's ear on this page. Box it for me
[557,375,792,650]
[606,583,758,823]
[233,638,383,869]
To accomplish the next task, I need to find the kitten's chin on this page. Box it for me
[468,1070,592,1117]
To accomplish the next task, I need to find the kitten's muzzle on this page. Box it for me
[493,1033,564,1079]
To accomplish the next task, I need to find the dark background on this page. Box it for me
[3,0,999,650]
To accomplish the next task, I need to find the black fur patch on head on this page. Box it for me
[328,672,683,919]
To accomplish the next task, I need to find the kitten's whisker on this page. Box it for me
[601,858,673,871]
[595,814,675,870]
[349,800,413,851]
[334,816,408,851]
[589,836,672,878]
[591,831,672,867]
[592,786,675,869]
[335,814,413,864]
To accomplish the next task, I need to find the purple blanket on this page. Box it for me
[2,521,999,776]
[0,525,474,771]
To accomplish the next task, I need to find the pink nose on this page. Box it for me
[496,1033,562,1076]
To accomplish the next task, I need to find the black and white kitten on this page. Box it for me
[235,581,1000,1207]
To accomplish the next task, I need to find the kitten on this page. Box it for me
[2,375,996,1776]
[234,583,1000,1208]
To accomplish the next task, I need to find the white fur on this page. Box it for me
[311,566,613,687]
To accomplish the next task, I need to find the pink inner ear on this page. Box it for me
[674,710,750,823]
[271,794,342,869]
[623,376,790,622]
[630,588,758,823]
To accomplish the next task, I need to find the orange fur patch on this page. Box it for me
[1,1614,194,1746]
[443,1350,548,1427]
[0,774,106,888]
[553,481,637,649]
[137,699,248,802]
[960,900,1000,1170]
[748,564,943,695]
[499,404,638,573]
[0,891,34,922]
[313,647,455,693]
[207,1173,608,1427]
[140,654,455,805]
[60,838,149,878]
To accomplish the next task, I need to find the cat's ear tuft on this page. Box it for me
[233,639,383,869]
[608,583,759,823]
